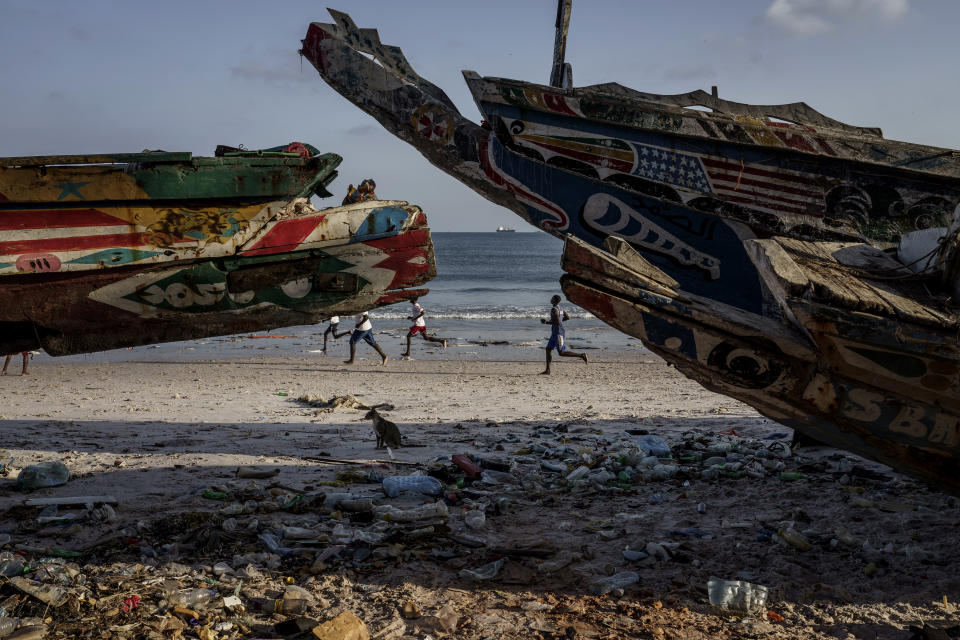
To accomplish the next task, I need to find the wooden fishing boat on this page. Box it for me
[0,145,436,355]
[303,6,960,492]
[302,8,960,322]
[561,233,960,495]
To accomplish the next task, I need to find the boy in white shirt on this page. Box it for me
[401,297,447,357]
[321,316,350,353]
[345,311,388,365]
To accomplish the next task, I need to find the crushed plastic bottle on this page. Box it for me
[459,557,508,581]
[259,532,294,556]
[635,435,672,457]
[464,509,486,530]
[10,577,70,607]
[17,461,69,490]
[167,587,217,608]
[775,527,812,551]
[566,465,590,483]
[480,469,515,484]
[0,618,18,637]
[590,571,640,595]
[0,552,23,578]
[382,475,443,497]
[253,584,314,614]
[337,498,374,512]
[373,501,448,522]
[707,578,768,617]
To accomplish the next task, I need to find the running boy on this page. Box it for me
[344,311,388,366]
[400,297,447,357]
[540,294,588,375]
[1,351,29,376]
[321,316,350,353]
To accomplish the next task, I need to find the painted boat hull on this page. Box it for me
[1,200,435,355]
[301,10,960,324]
[467,73,960,244]
[0,147,342,276]
[561,235,960,496]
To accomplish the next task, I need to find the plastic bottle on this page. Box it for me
[589,571,639,595]
[566,466,590,483]
[381,475,443,497]
[464,509,485,530]
[0,618,18,637]
[458,557,508,581]
[252,584,313,614]
[337,498,374,512]
[9,578,70,607]
[776,527,812,551]
[17,462,69,490]
[480,469,515,484]
[373,502,448,523]
[0,560,23,578]
[167,588,217,608]
[707,578,768,617]
[635,435,672,458]
[650,464,678,480]
[4,625,45,640]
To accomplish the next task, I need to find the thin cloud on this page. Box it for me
[765,0,909,35]
[347,125,377,136]
[663,64,717,82]
[230,48,317,88]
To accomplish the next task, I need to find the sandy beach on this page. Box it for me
[0,347,958,639]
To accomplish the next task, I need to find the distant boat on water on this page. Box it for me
[496,225,516,232]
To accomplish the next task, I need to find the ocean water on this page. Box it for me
[52,232,644,363]
[379,231,586,323]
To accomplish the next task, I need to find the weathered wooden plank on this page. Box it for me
[1,152,193,166]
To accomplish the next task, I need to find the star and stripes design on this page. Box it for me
[629,142,825,217]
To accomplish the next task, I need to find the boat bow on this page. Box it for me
[301,11,565,233]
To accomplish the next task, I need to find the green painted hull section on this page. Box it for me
[134,153,342,201]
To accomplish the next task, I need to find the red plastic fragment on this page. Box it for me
[452,454,482,478]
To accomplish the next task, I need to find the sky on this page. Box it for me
[2,0,958,232]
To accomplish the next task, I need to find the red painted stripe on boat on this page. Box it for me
[365,229,433,289]
[0,231,157,255]
[0,208,128,231]
[719,194,817,215]
[530,142,633,173]
[700,158,819,186]
[241,217,321,256]
[707,173,823,200]
[712,185,821,210]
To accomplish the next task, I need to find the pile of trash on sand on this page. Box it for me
[0,413,957,639]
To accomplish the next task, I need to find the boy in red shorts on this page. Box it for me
[401,297,447,358]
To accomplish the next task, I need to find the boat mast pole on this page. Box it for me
[549,0,572,88]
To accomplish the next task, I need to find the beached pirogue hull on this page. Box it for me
[562,235,960,495]
[0,146,436,355]
[302,10,960,323]
[304,11,960,491]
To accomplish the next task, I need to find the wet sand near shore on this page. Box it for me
[0,352,958,639]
